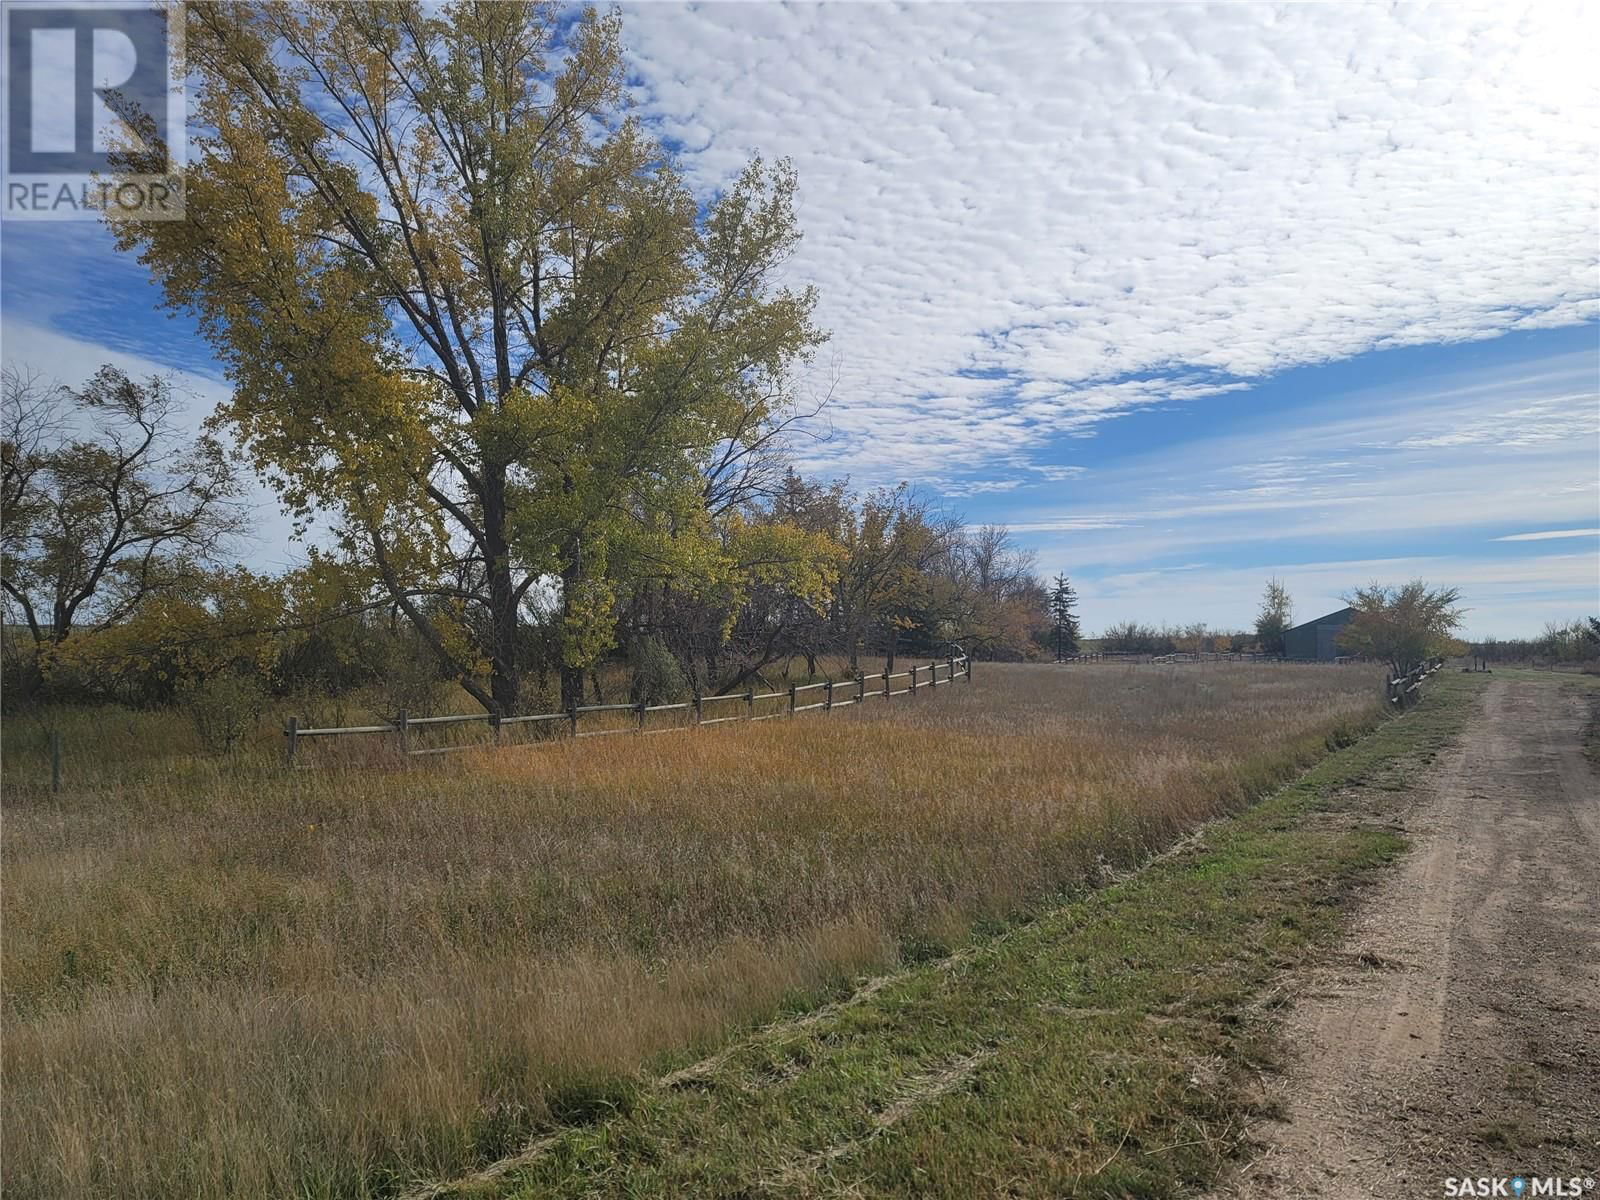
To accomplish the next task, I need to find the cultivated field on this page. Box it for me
[2,662,1384,1198]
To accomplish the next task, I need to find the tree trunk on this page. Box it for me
[884,626,898,672]
[482,463,521,716]
[558,558,584,712]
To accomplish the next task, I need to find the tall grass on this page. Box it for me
[2,662,1383,1198]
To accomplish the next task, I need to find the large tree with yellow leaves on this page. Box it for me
[115,1,827,713]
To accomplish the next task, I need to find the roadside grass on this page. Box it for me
[468,672,1481,1200]
[3,663,1388,1198]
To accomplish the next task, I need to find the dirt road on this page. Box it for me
[1224,677,1600,1197]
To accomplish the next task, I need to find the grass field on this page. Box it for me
[489,671,1479,1200]
[2,661,1386,1198]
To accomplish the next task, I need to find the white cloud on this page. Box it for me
[1493,528,1600,542]
[928,477,1026,498]
[1005,516,1131,534]
[1003,350,1600,563]
[621,1,1599,479]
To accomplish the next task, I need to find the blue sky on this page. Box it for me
[3,1,1597,638]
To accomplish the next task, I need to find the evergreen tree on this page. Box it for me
[1049,574,1080,660]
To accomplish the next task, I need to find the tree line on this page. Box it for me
[1469,619,1600,666]
[2,362,1069,723]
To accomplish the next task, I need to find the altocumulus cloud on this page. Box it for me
[620,1,1598,481]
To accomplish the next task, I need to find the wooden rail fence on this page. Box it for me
[1385,657,1444,707]
[283,654,972,767]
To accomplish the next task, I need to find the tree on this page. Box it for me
[1338,580,1465,676]
[1,364,246,667]
[1535,618,1600,664]
[831,485,960,671]
[1048,574,1080,660]
[1173,622,1210,656]
[113,2,824,714]
[1254,577,1293,656]
[947,525,1047,661]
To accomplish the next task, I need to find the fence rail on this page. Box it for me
[283,655,972,767]
[1385,657,1445,707]
[1058,651,1363,665]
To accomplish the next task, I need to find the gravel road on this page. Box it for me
[1224,677,1600,1198]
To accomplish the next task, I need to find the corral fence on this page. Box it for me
[1058,651,1364,665]
[283,653,972,768]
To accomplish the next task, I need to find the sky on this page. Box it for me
[2,1,1597,639]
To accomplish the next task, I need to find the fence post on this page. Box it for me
[283,717,298,769]
[693,692,703,725]
[857,672,865,703]
[789,683,797,716]
[929,660,938,689]
[910,665,919,695]
[568,702,578,738]
[746,689,755,720]
[637,700,647,733]
[883,669,890,700]
[489,703,502,747]
[964,656,972,683]
[50,730,62,792]
[396,708,408,756]
[825,680,834,711]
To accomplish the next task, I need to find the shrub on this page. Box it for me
[630,636,690,705]
[376,632,449,719]
[181,671,268,755]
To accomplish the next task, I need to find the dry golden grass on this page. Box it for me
[2,661,1383,1198]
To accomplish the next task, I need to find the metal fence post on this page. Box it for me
[396,708,408,755]
[283,717,298,768]
[910,665,918,695]
[50,730,62,792]
[929,660,937,689]
[948,653,956,683]
[857,672,865,703]
[825,680,834,711]
[883,669,890,699]
[637,700,647,732]
[789,683,797,715]
[746,689,755,720]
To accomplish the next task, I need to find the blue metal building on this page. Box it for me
[1282,606,1356,661]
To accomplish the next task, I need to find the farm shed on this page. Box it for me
[1282,606,1356,661]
